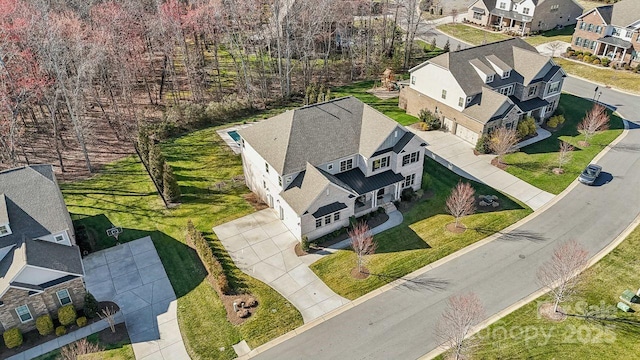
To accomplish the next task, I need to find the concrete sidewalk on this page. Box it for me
[409,128,555,210]
[84,237,189,360]
[214,210,350,324]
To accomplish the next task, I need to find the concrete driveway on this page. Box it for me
[84,237,189,360]
[214,209,350,323]
[408,128,556,210]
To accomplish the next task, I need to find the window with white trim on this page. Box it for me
[502,70,510,79]
[550,4,559,11]
[372,156,390,171]
[327,163,333,171]
[499,2,506,9]
[596,25,602,34]
[56,289,72,306]
[265,162,269,173]
[473,12,482,20]
[315,218,322,228]
[404,174,416,188]
[324,215,332,225]
[15,305,32,323]
[547,82,560,95]
[546,100,556,113]
[522,7,530,15]
[528,86,537,97]
[334,212,340,221]
[626,30,633,38]
[0,225,10,237]
[411,76,416,85]
[579,22,586,30]
[575,36,582,45]
[340,159,353,172]
[54,234,65,242]
[441,89,447,99]
[499,85,514,96]
[402,151,420,166]
[587,24,594,32]
[486,75,494,83]
[458,97,464,107]
[278,177,282,187]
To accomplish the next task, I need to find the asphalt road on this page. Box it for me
[251,78,640,359]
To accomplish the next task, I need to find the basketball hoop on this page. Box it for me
[106,226,123,244]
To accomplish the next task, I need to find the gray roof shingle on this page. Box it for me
[463,88,515,124]
[238,97,402,175]
[25,239,84,275]
[610,0,640,27]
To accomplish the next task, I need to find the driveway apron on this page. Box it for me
[83,237,189,360]
[214,209,350,323]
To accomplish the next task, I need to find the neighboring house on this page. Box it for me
[399,38,565,145]
[238,97,425,241]
[0,165,85,332]
[571,0,640,66]
[466,0,583,35]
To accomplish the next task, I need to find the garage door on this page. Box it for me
[455,124,479,145]
[443,118,454,132]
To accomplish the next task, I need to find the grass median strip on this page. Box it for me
[310,157,531,300]
[554,58,640,95]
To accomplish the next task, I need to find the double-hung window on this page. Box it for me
[340,159,353,172]
[402,152,420,166]
[56,289,72,306]
[372,156,390,171]
[15,305,32,323]
[404,174,416,188]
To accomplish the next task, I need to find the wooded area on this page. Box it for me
[0,0,426,179]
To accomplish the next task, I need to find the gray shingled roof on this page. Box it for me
[25,239,84,275]
[463,87,515,124]
[416,38,549,95]
[0,165,71,248]
[0,194,8,225]
[238,97,403,175]
[610,0,640,27]
[598,36,633,48]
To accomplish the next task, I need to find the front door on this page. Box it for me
[377,188,385,198]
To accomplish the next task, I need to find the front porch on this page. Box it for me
[592,36,633,65]
[354,188,400,217]
[510,96,552,125]
[489,10,532,35]
[333,167,405,217]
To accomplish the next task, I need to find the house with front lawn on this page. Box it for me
[399,38,565,145]
[238,97,425,240]
[0,165,85,332]
[571,0,640,66]
[466,0,582,35]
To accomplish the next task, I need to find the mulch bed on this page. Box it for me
[96,322,129,345]
[0,301,119,359]
[350,267,370,279]
[490,157,508,170]
[295,212,390,256]
[220,293,259,325]
[538,302,567,322]
[552,168,565,175]
[445,223,466,233]
[244,193,269,211]
[577,140,590,148]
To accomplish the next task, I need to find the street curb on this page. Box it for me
[239,107,633,360]
[433,28,474,47]
[420,112,633,360]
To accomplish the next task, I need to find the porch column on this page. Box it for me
[603,44,609,56]
[395,183,401,199]
[371,191,377,208]
[595,42,602,56]
[621,48,628,64]
[611,45,619,59]
[510,19,514,28]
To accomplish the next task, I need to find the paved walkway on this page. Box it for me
[408,128,555,210]
[84,237,189,360]
[213,210,350,323]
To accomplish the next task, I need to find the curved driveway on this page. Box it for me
[248,78,640,359]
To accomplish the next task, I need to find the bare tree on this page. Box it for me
[60,338,102,360]
[536,240,589,313]
[99,306,117,333]
[577,104,610,145]
[435,292,485,360]
[450,8,459,23]
[446,181,475,228]
[489,127,519,165]
[349,222,377,273]
[545,41,566,57]
[556,141,574,172]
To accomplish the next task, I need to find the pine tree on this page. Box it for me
[430,38,437,51]
[163,162,181,202]
[148,144,165,191]
[443,40,450,52]
[137,130,150,165]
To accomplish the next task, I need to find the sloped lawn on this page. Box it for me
[310,157,532,300]
[503,94,624,194]
[62,123,303,359]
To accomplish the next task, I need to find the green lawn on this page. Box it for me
[503,94,624,194]
[554,58,640,95]
[436,23,574,47]
[469,222,640,359]
[332,81,420,126]
[34,327,135,360]
[62,121,303,359]
[310,157,532,300]
[436,23,512,45]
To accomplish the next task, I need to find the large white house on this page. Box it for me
[238,97,425,240]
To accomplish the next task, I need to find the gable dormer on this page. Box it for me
[469,58,496,84]
[0,194,11,237]
[485,55,513,79]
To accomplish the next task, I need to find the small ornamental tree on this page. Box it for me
[446,181,476,228]
[537,240,589,313]
[489,127,519,165]
[60,338,102,360]
[577,104,610,145]
[83,292,99,318]
[435,292,485,360]
[443,39,450,52]
[162,162,181,202]
[349,222,376,273]
[556,141,574,172]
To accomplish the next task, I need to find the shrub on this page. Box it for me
[592,58,601,65]
[623,63,630,71]
[612,63,618,70]
[475,134,490,154]
[426,116,441,130]
[418,108,436,123]
[185,221,231,295]
[601,57,611,67]
[566,46,572,52]
[555,114,565,125]
[55,326,67,337]
[3,328,23,348]
[401,188,416,202]
[76,316,87,327]
[84,292,99,319]
[301,235,310,252]
[418,122,429,131]
[517,117,537,138]
[58,304,77,326]
[162,162,181,202]
[547,116,559,128]
[36,314,54,336]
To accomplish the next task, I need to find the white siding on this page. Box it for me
[516,0,536,16]
[240,139,284,206]
[301,184,355,241]
[410,63,467,111]
[14,266,71,285]
[37,230,71,247]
